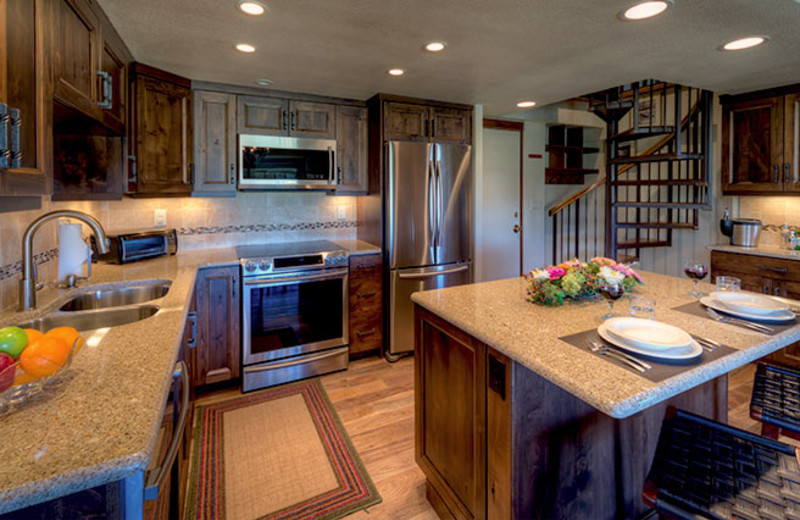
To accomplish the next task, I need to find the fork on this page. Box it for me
[691,335,720,352]
[706,308,774,334]
[587,341,649,372]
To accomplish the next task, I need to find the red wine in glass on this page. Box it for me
[600,283,624,320]
[684,261,708,297]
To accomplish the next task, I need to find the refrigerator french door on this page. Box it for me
[386,140,473,356]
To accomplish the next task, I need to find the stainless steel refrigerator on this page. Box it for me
[385,140,473,358]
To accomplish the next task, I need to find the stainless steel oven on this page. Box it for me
[238,134,337,190]
[238,241,350,391]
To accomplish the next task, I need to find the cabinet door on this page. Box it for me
[784,94,800,192]
[348,254,382,358]
[237,95,287,136]
[193,90,237,194]
[134,74,193,195]
[289,100,336,139]
[97,34,127,132]
[195,266,241,386]
[52,0,100,117]
[722,97,785,194]
[336,105,368,194]
[431,107,472,144]
[0,0,48,194]
[385,102,429,142]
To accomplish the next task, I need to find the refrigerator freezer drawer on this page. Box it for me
[388,262,472,355]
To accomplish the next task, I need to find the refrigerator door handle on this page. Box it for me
[436,158,444,251]
[427,152,436,259]
[397,264,470,279]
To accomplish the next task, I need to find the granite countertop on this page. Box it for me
[709,243,800,261]
[411,271,800,420]
[0,237,381,513]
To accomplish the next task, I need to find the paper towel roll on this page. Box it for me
[57,222,90,282]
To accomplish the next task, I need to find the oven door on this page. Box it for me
[243,268,349,365]
[239,135,337,190]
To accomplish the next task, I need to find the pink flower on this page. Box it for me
[547,267,566,280]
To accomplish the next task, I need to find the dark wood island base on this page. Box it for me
[414,305,728,520]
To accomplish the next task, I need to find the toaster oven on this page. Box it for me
[91,229,178,264]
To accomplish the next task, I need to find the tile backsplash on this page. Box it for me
[737,196,800,247]
[0,192,356,311]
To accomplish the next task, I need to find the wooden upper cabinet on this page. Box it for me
[431,106,471,144]
[193,90,237,195]
[0,0,48,195]
[129,64,193,196]
[785,93,800,192]
[336,105,368,194]
[238,95,287,135]
[385,102,428,141]
[97,33,127,132]
[289,100,336,139]
[194,266,241,386]
[52,0,99,117]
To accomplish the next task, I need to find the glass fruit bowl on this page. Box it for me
[0,335,83,415]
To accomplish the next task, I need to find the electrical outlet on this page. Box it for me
[154,209,167,228]
[336,205,347,221]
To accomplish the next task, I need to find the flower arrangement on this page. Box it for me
[525,257,643,306]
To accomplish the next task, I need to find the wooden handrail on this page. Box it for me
[548,93,702,217]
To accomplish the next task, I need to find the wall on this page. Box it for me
[735,196,800,247]
[0,193,357,311]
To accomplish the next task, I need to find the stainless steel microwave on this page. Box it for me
[238,134,337,190]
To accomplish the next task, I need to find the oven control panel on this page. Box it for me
[241,249,349,276]
[324,251,348,268]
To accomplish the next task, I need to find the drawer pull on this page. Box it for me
[757,265,788,275]
[357,263,378,270]
[356,328,377,337]
[356,291,376,298]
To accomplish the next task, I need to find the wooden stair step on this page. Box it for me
[616,221,698,230]
[612,179,708,186]
[609,126,675,143]
[610,153,704,165]
[617,239,672,249]
[615,201,710,209]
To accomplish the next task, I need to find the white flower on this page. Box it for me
[531,269,550,282]
[599,266,625,285]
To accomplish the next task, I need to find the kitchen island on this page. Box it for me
[411,273,800,519]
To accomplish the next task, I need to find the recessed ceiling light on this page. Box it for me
[621,0,672,20]
[236,43,256,53]
[255,79,273,86]
[424,41,446,53]
[386,68,405,77]
[238,1,266,16]
[721,36,769,51]
[516,101,537,108]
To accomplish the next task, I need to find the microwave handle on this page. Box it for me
[329,147,336,184]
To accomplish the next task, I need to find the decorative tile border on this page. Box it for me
[0,248,59,282]
[762,224,799,233]
[178,220,357,236]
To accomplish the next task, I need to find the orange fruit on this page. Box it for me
[23,328,44,346]
[19,337,70,379]
[44,327,83,354]
[13,370,38,386]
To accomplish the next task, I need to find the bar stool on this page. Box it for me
[642,407,800,519]
[750,363,800,442]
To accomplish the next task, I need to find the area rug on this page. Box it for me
[184,379,382,520]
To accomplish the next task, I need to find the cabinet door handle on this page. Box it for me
[282,109,288,131]
[0,103,9,169]
[774,164,780,184]
[356,291,376,298]
[775,286,783,297]
[186,312,197,349]
[291,110,297,131]
[9,108,21,169]
[357,263,378,270]
[96,71,113,109]
[356,328,377,337]
[758,265,788,275]
[424,119,430,138]
[230,163,235,184]
[763,284,770,295]
[129,155,138,183]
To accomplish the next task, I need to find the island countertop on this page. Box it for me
[410,271,800,419]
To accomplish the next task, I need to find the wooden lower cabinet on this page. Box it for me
[348,253,382,358]
[414,305,728,520]
[193,265,240,386]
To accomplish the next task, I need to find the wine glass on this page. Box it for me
[684,260,709,298]
[600,282,625,320]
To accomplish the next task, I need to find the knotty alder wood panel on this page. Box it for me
[430,107,471,144]
[194,266,240,386]
[386,102,429,142]
[238,95,286,135]
[349,253,383,358]
[414,304,728,520]
[193,90,236,194]
[336,105,368,193]
[98,36,126,131]
[52,0,99,117]
[290,100,336,139]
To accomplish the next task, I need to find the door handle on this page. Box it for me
[0,103,9,169]
[757,265,788,275]
[356,328,377,337]
[291,110,297,131]
[96,71,113,109]
[186,312,197,349]
[513,224,521,233]
[282,109,288,131]
[774,164,780,184]
[9,107,21,169]
[398,264,470,279]
[230,163,235,184]
[356,291,377,298]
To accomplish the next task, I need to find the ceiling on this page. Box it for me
[96,0,800,116]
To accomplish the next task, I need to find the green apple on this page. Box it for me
[0,326,28,359]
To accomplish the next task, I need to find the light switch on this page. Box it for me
[154,209,167,228]
[336,206,347,221]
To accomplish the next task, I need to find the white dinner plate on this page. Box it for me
[710,291,789,316]
[604,317,693,351]
[598,323,702,360]
[700,297,796,323]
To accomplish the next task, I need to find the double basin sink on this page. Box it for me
[18,280,171,332]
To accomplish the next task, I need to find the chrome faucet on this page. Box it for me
[19,210,110,311]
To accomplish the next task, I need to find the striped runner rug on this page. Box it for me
[184,378,381,520]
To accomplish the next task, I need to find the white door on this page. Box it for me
[480,126,521,282]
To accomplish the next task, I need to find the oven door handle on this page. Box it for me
[243,269,348,286]
[244,348,346,372]
[398,264,469,279]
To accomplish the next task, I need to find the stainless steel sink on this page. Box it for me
[18,305,160,332]
[59,281,171,312]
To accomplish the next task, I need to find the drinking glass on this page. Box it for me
[716,276,741,292]
[600,282,624,320]
[629,295,656,320]
[683,260,709,298]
